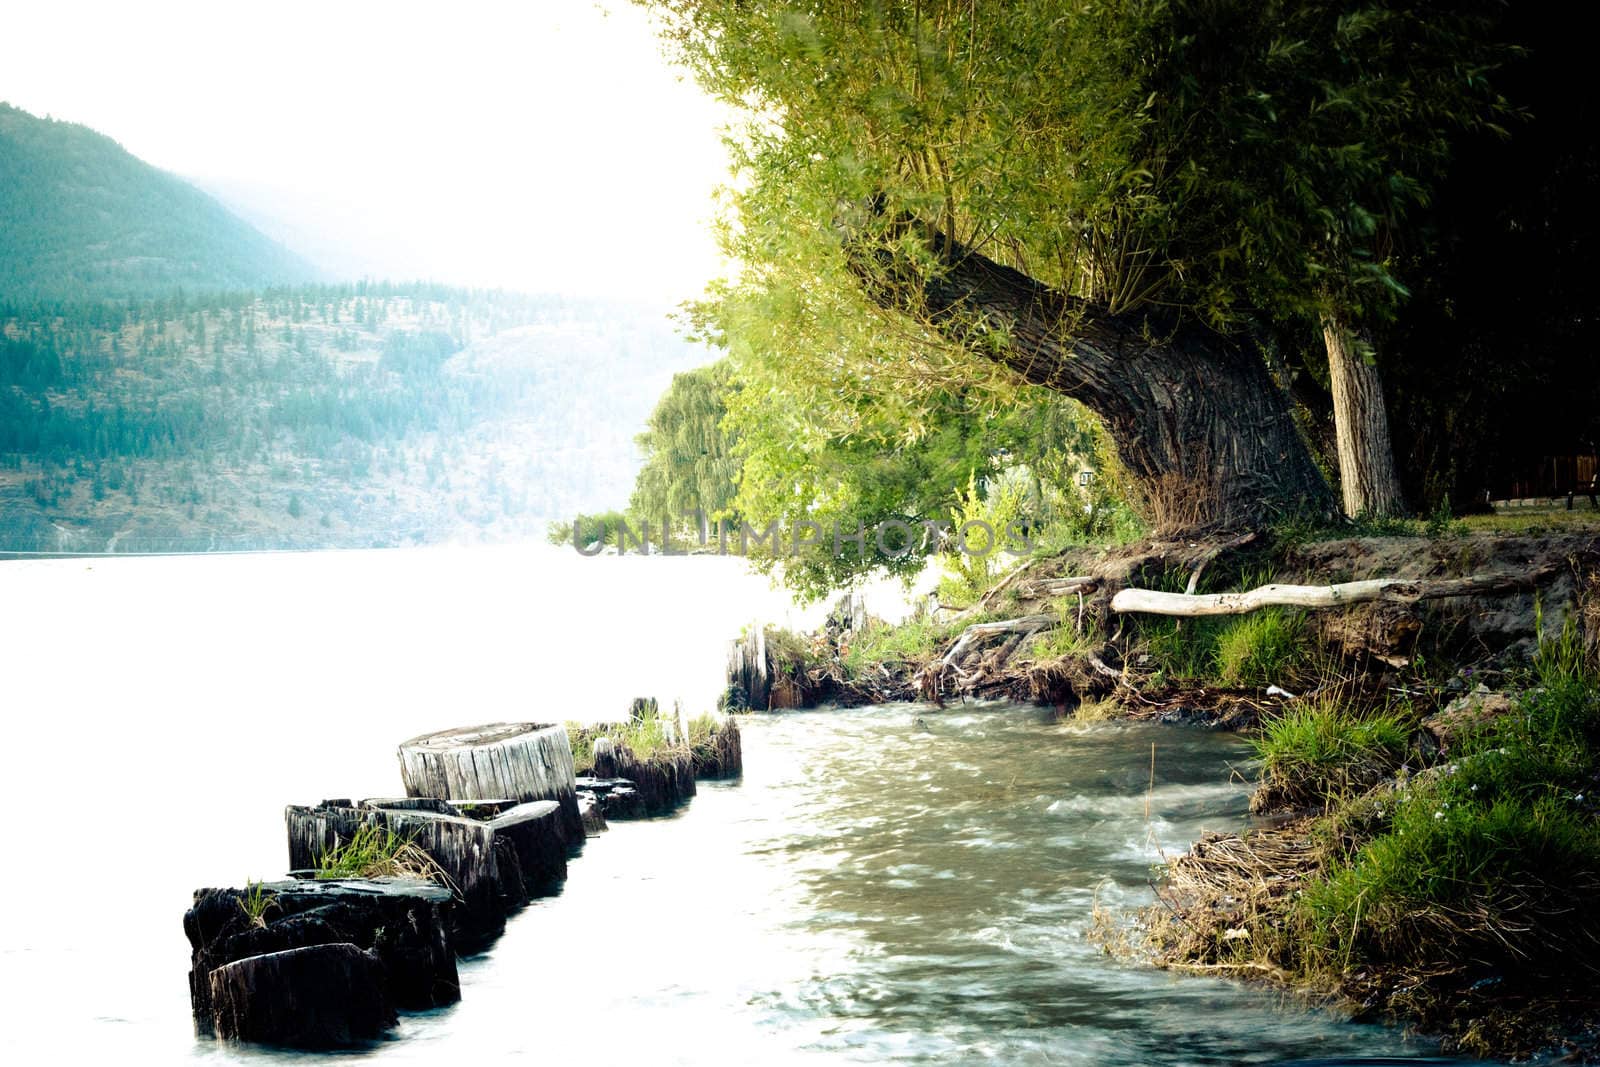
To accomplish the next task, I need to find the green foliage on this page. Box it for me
[647,0,1517,394]
[1142,617,1225,684]
[936,470,1029,609]
[723,366,1109,600]
[546,510,633,549]
[1030,615,1097,661]
[630,361,741,532]
[1213,609,1309,687]
[841,613,980,679]
[1422,495,1466,539]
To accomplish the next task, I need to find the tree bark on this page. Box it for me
[1323,317,1406,518]
[848,225,1334,532]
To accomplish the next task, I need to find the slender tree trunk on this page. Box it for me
[848,226,1334,533]
[1322,317,1406,518]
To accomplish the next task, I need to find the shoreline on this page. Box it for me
[728,524,1600,1061]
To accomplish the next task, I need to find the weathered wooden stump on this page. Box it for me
[726,623,771,711]
[397,722,582,843]
[209,943,395,1048]
[692,716,743,779]
[487,800,567,892]
[285,797,569,952]
[185,878,456,1039]
[578,791,608,835]
[576,776,645,819]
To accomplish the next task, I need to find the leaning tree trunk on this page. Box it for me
[1322,317,1406,518]
[849,224,1335,533]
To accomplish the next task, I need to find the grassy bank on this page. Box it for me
[745,522,1600,1057]
[1140,615,1600,1058]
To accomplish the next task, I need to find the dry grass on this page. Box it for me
[314,824,453,889]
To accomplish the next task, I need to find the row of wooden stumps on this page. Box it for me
[184,714,742,1049]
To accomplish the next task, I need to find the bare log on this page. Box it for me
[397,722,581,843]
[1110,570,1550,617]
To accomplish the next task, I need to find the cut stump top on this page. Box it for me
[399,723,559,750]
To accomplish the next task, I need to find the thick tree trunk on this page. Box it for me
[849,226,1334,532]
[1323,318,1406,518]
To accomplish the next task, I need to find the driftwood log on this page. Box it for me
[185,877,457,1039]
[209,942,395,1048]
[284,797,568,951]
[1108,570,1550,617]
[397,722,582,844]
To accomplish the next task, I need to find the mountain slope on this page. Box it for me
[0,103,319,299]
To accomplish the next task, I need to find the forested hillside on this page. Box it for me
[0,103,317,299]
[0,283,706,551]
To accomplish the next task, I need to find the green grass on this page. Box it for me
[1297,611,1600,987]
[1214,608,1308,687]
[1252,699,1413,808]
[314,824,445,884]
[239,881,277,928]
[568,699,686,772]
[1136,563,1310,687]
[1141,615,1226,682]
[1273,502,1600,548]
[842,613,980,677]
[1030,595,1100,659]
[1459,505,1600,536]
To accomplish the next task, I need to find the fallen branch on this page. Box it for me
[959,559,1041,619]
[1017,575,1100,599]
[1110,569,1552,618]
[940,613,1058,667]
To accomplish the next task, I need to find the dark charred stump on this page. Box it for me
[284,798,568,952]
[208,942,395,1048]
[184,878,456,1039]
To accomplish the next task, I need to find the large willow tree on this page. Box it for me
[644,0,1511,530]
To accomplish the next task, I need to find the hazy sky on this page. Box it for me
[4,0,732,301]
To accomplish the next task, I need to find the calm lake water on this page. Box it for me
[0,546,1439,1063]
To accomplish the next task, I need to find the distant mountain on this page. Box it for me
[0,282,711,553]
[0,103,320,300]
